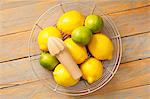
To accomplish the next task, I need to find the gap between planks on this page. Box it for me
[0,32,150,63]
[0,57,150,92]
[1,0,150,35]
[0,76,150,98]
[0,6,150,62]
[0,56,147,89]
[0,4,149,38]
[0,19,149,89]
[108,4,150,15]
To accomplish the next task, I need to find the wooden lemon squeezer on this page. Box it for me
[48,37,82,80]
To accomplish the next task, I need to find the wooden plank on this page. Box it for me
[0,58,37,88]
[0,81,72,99]
[121,32,150,63]
[0,1,57,36]
[1,0,150,11]
[88,58,150,96]
[110,6,150,37]
[1,29,150,63]
[0,0,149,36]
[78,85,150,99]
[0,31,40,62]
[0,53,150,92]
[0,79,149,98]
[95,0,150,14]
[0,0,49,10]
[0,6,150,62]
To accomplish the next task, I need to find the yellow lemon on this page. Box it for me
[38,26,62,51]
[57,10,85,34]
[80,58,103,84]
[64,38,88,64]
[53,64,79,87]
[88,34,114,60]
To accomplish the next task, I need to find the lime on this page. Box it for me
[71,26,92,45]
[39,52,59,70]
[85,15,103,33]
[57,10,85,34]
[53,64,79,87]
[38,26,62,51]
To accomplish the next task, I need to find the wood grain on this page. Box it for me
[88,58,150,96]
[0,30,41,62]
[1,30,150,63]
[0,81,72,99]
[0,55,150,93]
[110,6,150,37]
[79,85,150,99]
[121,32,150,63]
[0,0,150,98]
[95,0,150,14]
[0,7,150,62]
[1,0,150,11]
[0,58,37,88]
[0,77,149,98]
[0,0,149,36]
[0,0,49,10]
[0,1,57,36]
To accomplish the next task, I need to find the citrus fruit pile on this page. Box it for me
[38,10,114,87]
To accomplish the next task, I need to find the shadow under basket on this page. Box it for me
[28,1,122,96]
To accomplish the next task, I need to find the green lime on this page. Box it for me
[85,15,103,33]
[71,26,92,45]
[39,52,59,70]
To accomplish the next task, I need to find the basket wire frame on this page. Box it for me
[28,2,122,96]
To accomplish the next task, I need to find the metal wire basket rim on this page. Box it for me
[28,1,122,96]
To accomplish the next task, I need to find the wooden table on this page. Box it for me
[0,0,150,98]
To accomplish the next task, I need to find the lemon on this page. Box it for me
[57,10,85,34]
[88,34,114,60]
[64,38,88,64]
[38,26,62,51]
[53,64,79,87]
[80,58,103,84]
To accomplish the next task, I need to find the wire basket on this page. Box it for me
[28,1,122,96]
